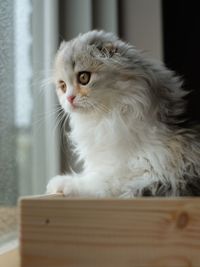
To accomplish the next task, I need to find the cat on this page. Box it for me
[47,30,200,197]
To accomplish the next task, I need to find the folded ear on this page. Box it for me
[97,42,117,57]
[101,42,117,56]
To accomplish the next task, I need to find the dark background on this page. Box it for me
[162,0,200,124]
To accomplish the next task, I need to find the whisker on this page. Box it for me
[53,109,67,135]
[92,101,112,114]
[32,106,64,136]
[59,112,70,153]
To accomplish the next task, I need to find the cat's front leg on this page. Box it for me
[46,174,107,197]
[46,175,78,196]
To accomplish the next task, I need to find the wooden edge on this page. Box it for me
[19,193,64,201]
[19,195,199,201]
[19,195,200,209]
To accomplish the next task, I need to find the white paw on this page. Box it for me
[46,175,77,196]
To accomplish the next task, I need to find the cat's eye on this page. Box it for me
[58,80,67,92]
[77,72,91,86]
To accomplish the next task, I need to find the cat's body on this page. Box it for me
[47,30,200,197]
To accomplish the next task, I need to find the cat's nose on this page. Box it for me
[67,95,76,104]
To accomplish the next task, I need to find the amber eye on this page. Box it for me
[77,72,91,85]
[58,80,67,92]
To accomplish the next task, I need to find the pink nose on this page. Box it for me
[67,95,76,104]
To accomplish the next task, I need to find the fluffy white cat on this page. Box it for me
[47,30,200,197]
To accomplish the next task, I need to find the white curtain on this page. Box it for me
[0,0,17,205]
[0,0,18,250]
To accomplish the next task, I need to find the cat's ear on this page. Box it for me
[98,42,117,57]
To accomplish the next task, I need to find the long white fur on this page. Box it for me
[47,30,200,197]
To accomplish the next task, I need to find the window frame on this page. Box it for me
[31,0,60,195]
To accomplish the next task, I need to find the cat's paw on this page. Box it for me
[46,175,77,196]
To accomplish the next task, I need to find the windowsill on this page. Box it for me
[0,245,20,267]
[0,206,19,266]
[0,206,18,245]
[0,238,18,255]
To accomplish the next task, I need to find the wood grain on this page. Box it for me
[20,197,200,267]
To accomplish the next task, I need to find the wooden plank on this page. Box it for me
[20,197,200,267]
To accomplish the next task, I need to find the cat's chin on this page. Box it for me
[67,104,94,114]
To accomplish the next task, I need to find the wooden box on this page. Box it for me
[20,196,200,267]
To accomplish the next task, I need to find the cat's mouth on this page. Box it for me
[67,96,109,114]
[68,100,94,113]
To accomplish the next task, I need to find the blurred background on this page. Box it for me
[0,0,199,250]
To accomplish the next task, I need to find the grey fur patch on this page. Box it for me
[180,176,200,196]
[142,177,200,197]
[142,182,173,196]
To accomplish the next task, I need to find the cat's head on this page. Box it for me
[53,30,130,115]
[54,30,186,123]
